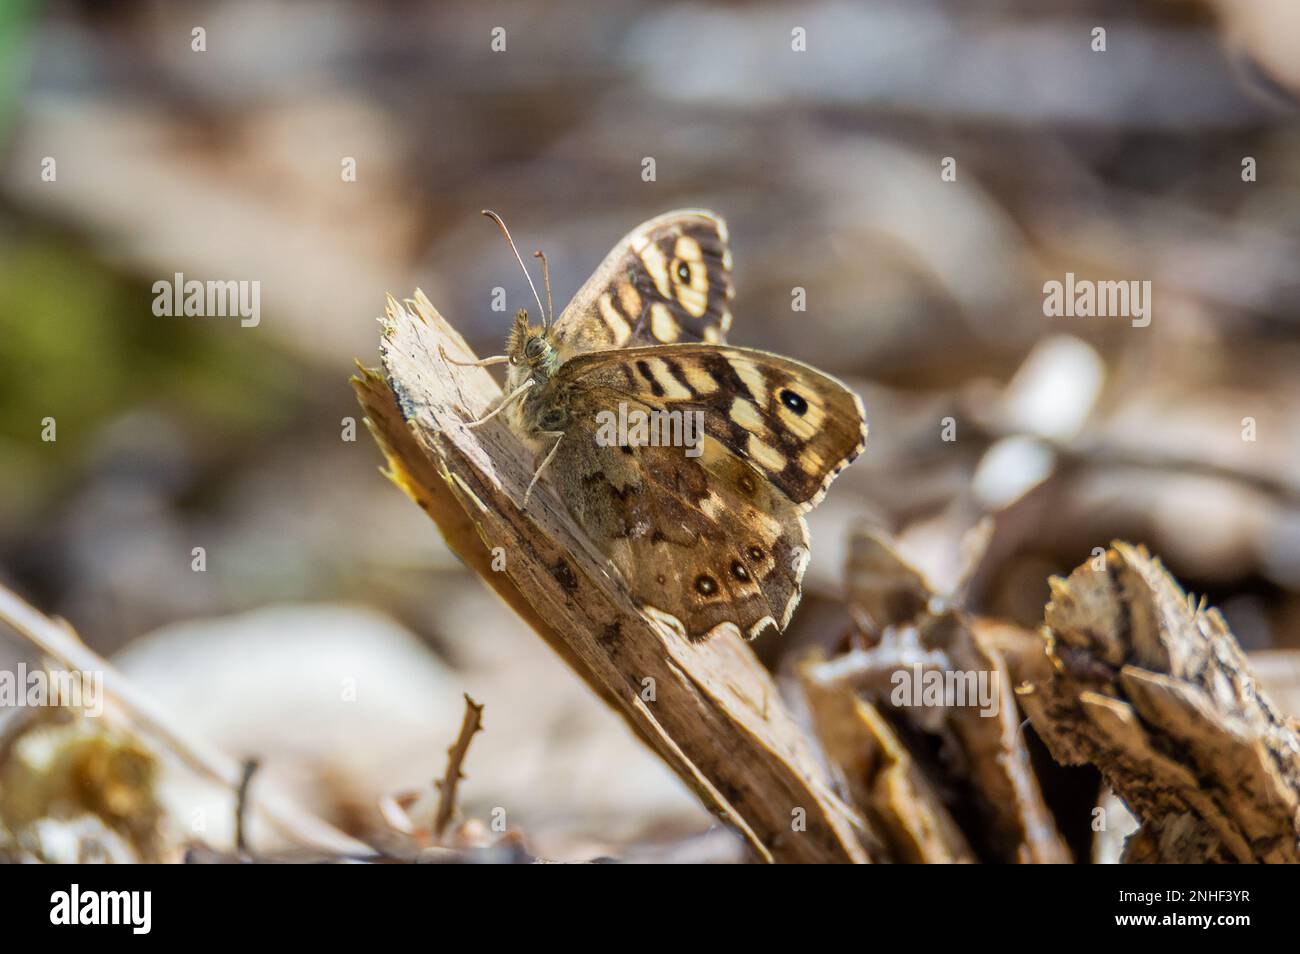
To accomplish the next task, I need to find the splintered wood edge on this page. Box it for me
[1025,540,1300,862]
[798,659,975,863]
[935,619,1072,863]
[353,290,870,863]
[833,526,1070,862]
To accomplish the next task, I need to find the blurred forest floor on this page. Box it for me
[1,0,1299,861]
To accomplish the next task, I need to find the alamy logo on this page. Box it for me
[0,664,102,716]
[152,272,261,327]
[1042,272,1151,328]
[890,664,1001,717]
[595,402,704,458]
[50,884,151,934]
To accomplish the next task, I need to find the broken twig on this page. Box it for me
[235,758,260,858]
[433,694,484,840]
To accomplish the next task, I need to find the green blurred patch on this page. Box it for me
[0,231,302,520]
[0,0,38,136]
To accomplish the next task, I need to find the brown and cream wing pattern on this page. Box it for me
[550,210,735,359]
[556,344,868,510]
[539,344,868,640]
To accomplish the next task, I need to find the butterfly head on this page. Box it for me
[506,308,559,378]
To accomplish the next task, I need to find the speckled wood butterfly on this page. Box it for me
[447,210,867,641]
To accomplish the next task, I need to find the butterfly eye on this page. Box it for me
[525,338,545,359]
[779,389,808,415]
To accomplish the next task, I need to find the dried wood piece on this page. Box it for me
[352,291,872,863]
[921,613,1071,863]
[844,523,934,636]
[1020,541,1300,863]
[1250,650,1300,723]
[800,659,975,863]
[973,617,1053,689]
[826,525,1069,862]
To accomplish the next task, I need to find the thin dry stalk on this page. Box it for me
[433,693,484,840]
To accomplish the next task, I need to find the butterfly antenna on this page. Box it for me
[482,210,547,330]
[533,250,554,329]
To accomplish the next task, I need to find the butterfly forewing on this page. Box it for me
[557,344,868,509]
[550,210,735,359]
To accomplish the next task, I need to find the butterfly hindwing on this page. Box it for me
[550,210,735,359]
[549,423,807,640]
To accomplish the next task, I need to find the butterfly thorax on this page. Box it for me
[503,309,567,441]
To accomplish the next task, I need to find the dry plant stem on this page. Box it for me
[0,584,370,856]
[235,758,259,857]
[433,693,484,840]
[354,291,872,863]
[1021,541,1300,863]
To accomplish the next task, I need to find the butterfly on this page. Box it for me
[445,210,867,642]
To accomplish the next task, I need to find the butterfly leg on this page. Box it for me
[465,378,534,429]
[522,430,564,509]
[439,344,510,368]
